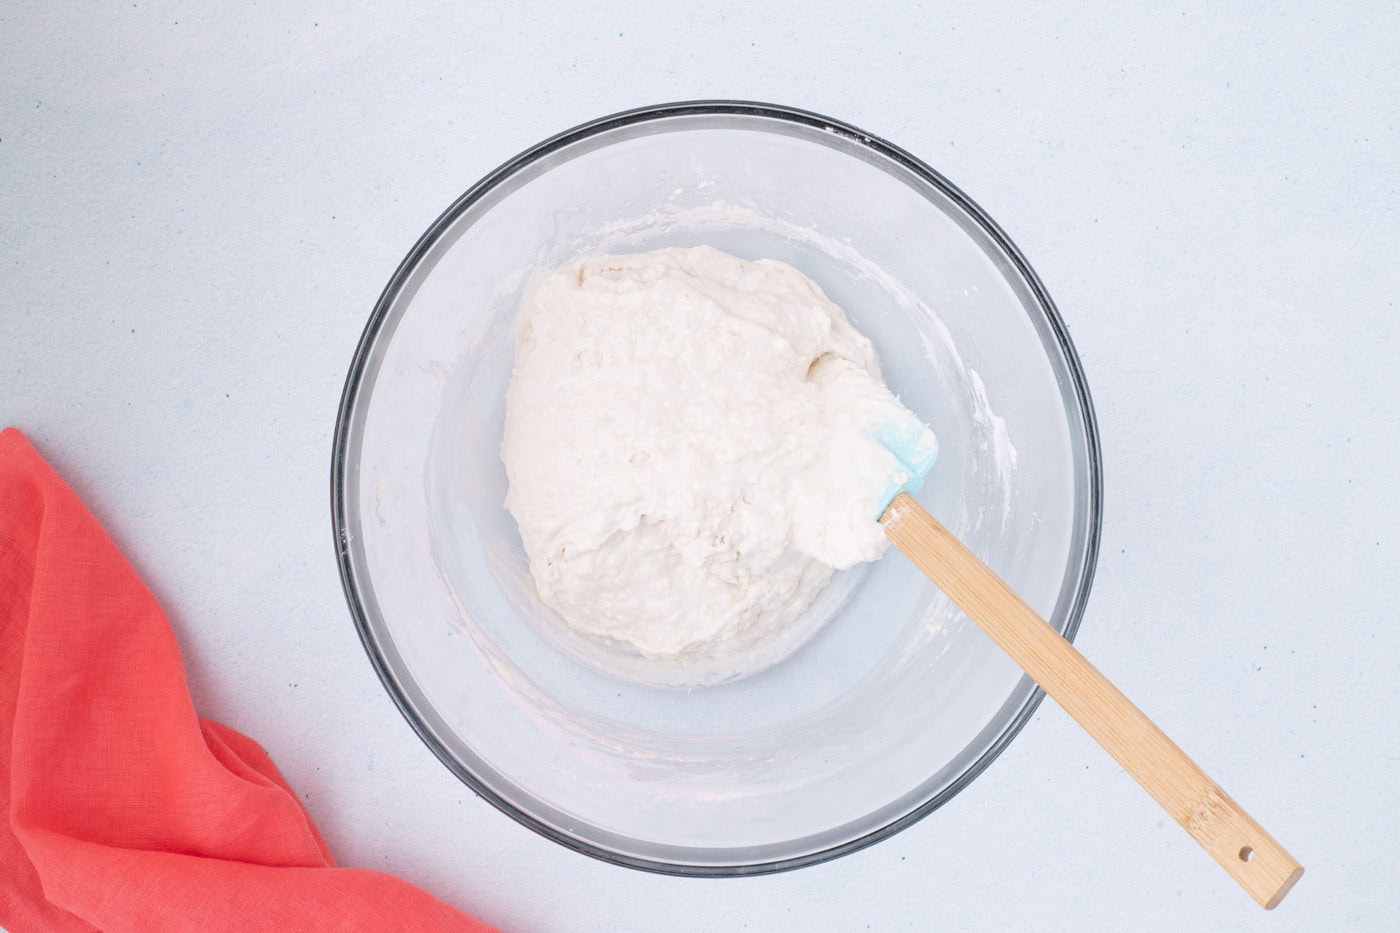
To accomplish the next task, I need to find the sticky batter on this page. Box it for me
[501,246,928,661]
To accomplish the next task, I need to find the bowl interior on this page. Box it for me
[335,106,1099,871]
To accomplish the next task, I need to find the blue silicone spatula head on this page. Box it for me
[808,352,939,517]
[874,411,939,516]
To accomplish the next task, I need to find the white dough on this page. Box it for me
[501,246,926,661]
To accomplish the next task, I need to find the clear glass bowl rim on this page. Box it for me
[330,99,1104,876]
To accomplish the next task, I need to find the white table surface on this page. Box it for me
[3,4,1396,930]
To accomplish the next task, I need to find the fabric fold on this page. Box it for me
[0,427,493,932]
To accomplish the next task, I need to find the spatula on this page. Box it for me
[873,404,1303,909]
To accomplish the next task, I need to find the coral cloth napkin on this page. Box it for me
[0,428,494,932]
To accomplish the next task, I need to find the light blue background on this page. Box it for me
[3,3,1395,930]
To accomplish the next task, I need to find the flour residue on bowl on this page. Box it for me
[967,368,1019,526]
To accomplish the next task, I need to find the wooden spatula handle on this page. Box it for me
[880,493,1303,909]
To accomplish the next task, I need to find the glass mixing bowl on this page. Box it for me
[332,101,1101,873]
